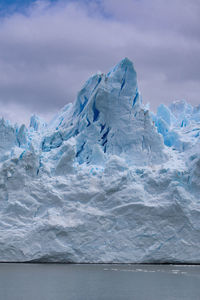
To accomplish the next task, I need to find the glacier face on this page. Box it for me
[0,58,200,263]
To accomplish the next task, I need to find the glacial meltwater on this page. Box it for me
[0,264,200,300]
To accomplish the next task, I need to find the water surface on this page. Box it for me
[0,263,200,300]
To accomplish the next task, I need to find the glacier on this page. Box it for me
[0,58,200,263]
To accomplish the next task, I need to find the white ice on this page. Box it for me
[0,58,200,263]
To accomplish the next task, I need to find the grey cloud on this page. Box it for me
[102,0,200,36]
[0,0,199,123]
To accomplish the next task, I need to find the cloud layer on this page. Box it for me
[0,0,199,124]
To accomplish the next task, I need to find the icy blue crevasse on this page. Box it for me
[42,132,63,152]
[73,74,102,117]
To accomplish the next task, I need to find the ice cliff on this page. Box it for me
[0,58,200,263]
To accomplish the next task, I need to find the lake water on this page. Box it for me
[0,263,200,300]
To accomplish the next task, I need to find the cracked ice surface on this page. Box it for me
[0,58,200,263]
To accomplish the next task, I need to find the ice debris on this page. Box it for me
[0,58,200,263]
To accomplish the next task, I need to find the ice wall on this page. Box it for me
[0,58,200,263]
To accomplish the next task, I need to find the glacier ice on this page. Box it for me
[0,58,200,263]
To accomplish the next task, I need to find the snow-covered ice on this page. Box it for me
[0,58,200,263]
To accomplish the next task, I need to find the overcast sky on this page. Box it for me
[0,0,200,124]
